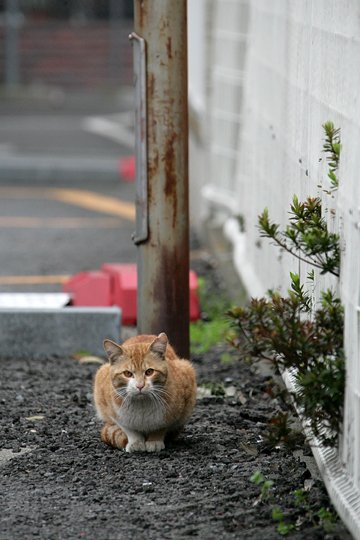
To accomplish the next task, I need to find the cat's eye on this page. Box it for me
[145,368,154,376]
[123,370,133,378]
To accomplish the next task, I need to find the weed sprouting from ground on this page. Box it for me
[190,318,229,354]
[250,471,340,536]
[190,276,232,354]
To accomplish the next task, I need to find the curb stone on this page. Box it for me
[0,306,121,359]
[0,155,120,183]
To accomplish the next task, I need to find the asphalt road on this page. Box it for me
[0,91,137,293]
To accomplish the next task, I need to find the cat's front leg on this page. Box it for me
[145,430,166,452]
[123,428,146,453]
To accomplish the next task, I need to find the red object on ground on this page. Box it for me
[118,155,135,182]
[62,271,112,307]
[189,270,200,321]
[101,263,200,323]
[62,263,200,325]
[101,263,137,325]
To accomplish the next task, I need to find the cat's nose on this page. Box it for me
[136,382,145,391]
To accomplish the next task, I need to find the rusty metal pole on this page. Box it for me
[132,0,189,358]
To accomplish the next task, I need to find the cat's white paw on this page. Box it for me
[145,440,165,452]
[125,440,146,453]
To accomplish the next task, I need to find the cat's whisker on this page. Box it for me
[112,387,128,401]
[151,383,167,392]
[147,388,161,405]
[118,392,133,411]
[149,394,167,413]
[152,392,168,408]
[152,386,171,399]
[149,389,170,412]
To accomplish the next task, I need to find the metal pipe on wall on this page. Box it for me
[132,0,190,358]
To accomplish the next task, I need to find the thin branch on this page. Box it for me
[261,233,339,277]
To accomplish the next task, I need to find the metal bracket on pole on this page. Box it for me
[129,32,148,245]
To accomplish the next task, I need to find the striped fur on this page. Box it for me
[93,333,197,453]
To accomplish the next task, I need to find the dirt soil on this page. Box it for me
[0,258,352,540]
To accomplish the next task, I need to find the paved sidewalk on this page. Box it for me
[0,88,137,291]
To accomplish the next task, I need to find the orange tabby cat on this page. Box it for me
[93,333,197,453]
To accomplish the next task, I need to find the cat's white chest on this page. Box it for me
[115,397,165,434]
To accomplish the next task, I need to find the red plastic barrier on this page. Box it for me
[102,263,200,323]
[189,270,200,321]
[63,263,200,325]
[101,263,137,325]
[62,271,112,307]
[118,155,135,182]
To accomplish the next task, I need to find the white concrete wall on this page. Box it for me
[188,0,250,227]
[188,0,210,230]
[188,0,360,534]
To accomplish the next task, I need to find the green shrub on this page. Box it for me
[228,123,345,446]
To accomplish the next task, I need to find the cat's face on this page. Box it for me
[110,350,168,399]
[104,334,168,400]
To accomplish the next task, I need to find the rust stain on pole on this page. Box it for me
[166,37,173,59]
[134,0,189,358]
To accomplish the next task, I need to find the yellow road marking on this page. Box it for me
[0,188,135,284]
[0,187,136,221]
[52,189,135,221]
[0,275,70,285]
[0,217,126,228]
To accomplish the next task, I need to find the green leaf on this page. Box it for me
[293,488,308,507]
[277,522,295,535]
[259,478,274,500]
[250,471,265,485]
[332,143,341,155]
[272,507,284,521]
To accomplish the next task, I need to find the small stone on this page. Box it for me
[224,386,237,398]
[239,442,258,457]
[196,386,212,399]
[237,391,248,405]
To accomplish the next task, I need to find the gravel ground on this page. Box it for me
[0,258,352,540]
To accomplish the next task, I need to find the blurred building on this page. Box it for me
[0,0,133,91]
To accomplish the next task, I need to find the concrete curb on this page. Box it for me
[0,155,121,183]
[0,306,121,359]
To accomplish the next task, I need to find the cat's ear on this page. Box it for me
[149,332,168,357]
[103,339,124,364]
